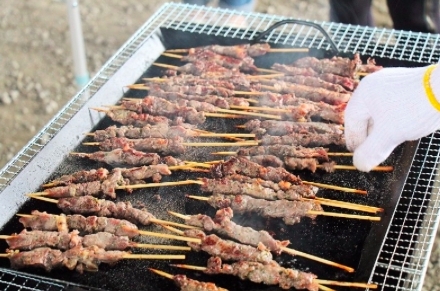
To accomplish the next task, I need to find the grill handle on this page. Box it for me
[251,19,339,54]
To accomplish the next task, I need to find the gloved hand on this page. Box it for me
[344,65,440,172]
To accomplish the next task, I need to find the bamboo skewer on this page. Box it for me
[302,198,382,214]
[149,268,175,280]
[167,211,354,272]
[170,264,375,289]
[229,105,290,113]
[318,285,337,291]
[301,181,367,195]
[316,165,394,172]
[82,141,259,147]
[187,195,381,222]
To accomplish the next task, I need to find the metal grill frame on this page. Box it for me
[0,3,439,291]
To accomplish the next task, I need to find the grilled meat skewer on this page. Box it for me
[4,245,182,274]
[91,137,186,155]
[211,156,302,184]
[176,256,320,291]
[183,43,271,59]
[201,194,322,225]
[71,148,162,167]
[19,211,139,237]
[292,54,362,78]
[178,207,290,253]
[183,229,273,264]
[3,230,189,252]
[198,177,317,200]
[43,168,109,187]
[29,195,156,226]
[271,63,359,90]
[106,109,170,127]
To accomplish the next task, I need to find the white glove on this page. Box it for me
[344,65,440,172]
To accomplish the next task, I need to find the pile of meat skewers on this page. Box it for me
[0,42,386,291]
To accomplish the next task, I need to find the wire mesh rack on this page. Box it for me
[0,3,439,291]
[0,267,106,291]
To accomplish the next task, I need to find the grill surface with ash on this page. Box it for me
[0,3,439,291]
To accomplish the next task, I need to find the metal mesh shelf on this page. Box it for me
[0,3,439,291]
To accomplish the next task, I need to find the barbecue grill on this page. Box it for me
[0,3,439,291]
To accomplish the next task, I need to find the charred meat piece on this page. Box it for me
[206,194,322,225]
[211,156,302,184]
[149,83,234,98]
[205,256,319,291]
[106,109,170,127]
[173,274,228,291]
[184,229,273,264]
[8,247,65,272]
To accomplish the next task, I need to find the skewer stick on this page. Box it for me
[187,195,381,221]
[204,112,244,118]
[161,52,185,59]
[307,210,381,221]
[315,280,377,289]
[326,152,354,157]
[216,108,281,119]
[121,254,185,260]
[16,214,32,218]
[181,141,259,147]
[168,211,190,220]
[315,197,383,213]
[302,198,379,214]
[0,235,14,240]
[316,165,394,172]
[161,224,185,236]
[280,247,354,272]
[170,263,207,271]
[260,84,278,91]
[137,230,201,244]
[246,73,285,79]
[196,133,255,138]
[256,68,280,74]
[116,180,200,190]
[149,218,199,229]
[149,268,176,280]
[302,181,367,195]
[229,105,290,113]
[318,285,337,291]
[133,244,191,251]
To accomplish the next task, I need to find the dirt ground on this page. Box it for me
[0,1,438,290]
